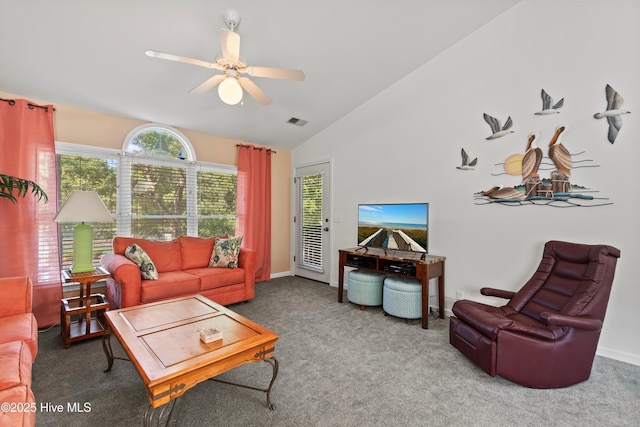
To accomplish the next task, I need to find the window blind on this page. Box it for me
[56,153,118,270]
[297,173,324,271]
[56,142,238,268]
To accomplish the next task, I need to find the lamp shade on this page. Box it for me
[53,191,112,223]
[218,77,243,105]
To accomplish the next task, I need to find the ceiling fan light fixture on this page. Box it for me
[218,77,243,105]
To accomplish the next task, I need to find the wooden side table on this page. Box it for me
[61,266,111,348]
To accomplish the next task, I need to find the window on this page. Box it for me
[56,124,237,269]
[298,173,323,270]
[56,150,118,270]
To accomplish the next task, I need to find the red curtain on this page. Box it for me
[0,98,61,327]
[236,144,271,282]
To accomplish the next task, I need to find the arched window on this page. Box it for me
[119,123,236,240]
[123,123,195,161]
[55,124,237,270]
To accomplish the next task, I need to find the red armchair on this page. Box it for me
[449,240,620,388]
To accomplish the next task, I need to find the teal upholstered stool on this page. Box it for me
[383,276,422,320]
[347,270,386,310]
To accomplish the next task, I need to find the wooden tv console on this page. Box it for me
[338,247,446,329]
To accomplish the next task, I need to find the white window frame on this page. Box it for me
[56,127,237,239]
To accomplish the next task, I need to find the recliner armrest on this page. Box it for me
[480,287,516,300]
[540,312,603,331]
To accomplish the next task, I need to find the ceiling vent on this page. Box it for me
[287,117,308,127]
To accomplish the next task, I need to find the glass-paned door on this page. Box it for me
[294,162,330,283]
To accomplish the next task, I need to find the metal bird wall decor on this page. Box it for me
[535,89,564,115]
[521,133,542,182]
[594,84,631,143]
[474,83,620,207]
[483,113,514,140]
[476,126,609,207]
[456,148,477,170]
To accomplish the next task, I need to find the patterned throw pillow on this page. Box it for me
[208,236,243,269]
[125,244,158,280]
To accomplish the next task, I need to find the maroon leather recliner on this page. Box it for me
[449,240,620,388]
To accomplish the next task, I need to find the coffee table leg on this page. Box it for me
[144,397,179,427]
[102,327,130,372]
[264,357,279,410]
[210,357,279,410]
[102,329,114,373]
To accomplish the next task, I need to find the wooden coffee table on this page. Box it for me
[102,295,279,425]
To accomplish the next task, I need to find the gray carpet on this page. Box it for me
[33,276,640,426]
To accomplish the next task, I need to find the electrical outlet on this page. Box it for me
[456,291,464,300]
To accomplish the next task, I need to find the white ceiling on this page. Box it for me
[0,0,520,151]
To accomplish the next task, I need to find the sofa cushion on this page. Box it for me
[0,314,38,362]
[125,244,158,280]
[0,341,33,390]
[0,384,35,427]
[209,236,243,268]
[186,267,246,291]
[139,271,201,304]
[113,237,182,273]
[178,236,226,270]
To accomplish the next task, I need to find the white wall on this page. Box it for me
[293,0,640,365]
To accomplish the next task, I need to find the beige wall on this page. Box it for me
[1,90,291,276]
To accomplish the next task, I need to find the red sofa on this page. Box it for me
[101,236,256,308]
[0,276,38,427]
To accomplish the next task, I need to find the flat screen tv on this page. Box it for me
[357,203,428,253]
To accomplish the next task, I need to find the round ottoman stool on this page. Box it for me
[347,270,386,310]
[383,276,422,320]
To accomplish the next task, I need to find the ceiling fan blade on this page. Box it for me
[189,74,226,94]
[219,28,240,62]
[239,77,272,105]
[145,50,221,70]
[243,66,305,81]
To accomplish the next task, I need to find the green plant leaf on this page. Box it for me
[0,174,48,204]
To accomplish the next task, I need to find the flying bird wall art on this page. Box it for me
[535,89,564,115]
[594,84,631,143]
[456,148,477,170]
[483,113,514,140]
[474,82,617,208]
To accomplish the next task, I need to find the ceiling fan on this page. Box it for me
[145,10,305,106]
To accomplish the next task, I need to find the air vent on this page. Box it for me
[287,117,308,127]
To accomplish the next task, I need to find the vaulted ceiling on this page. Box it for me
[0,1,521,150]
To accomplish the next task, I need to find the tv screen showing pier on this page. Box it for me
[357,203,428,253]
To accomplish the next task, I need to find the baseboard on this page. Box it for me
[596,346,640,367]
[270,271,291,279]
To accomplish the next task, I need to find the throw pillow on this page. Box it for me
[209,236,243,269]
[125,244,158,280]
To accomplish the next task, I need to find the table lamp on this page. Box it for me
[54,190,113,273]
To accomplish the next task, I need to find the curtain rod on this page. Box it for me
[0,97,56,112]
[236,144,276,154]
